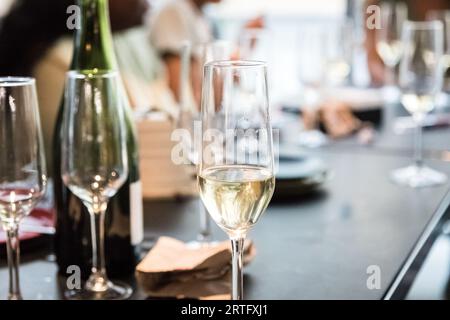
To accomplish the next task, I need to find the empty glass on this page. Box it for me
[0,77,47,300]
[179,41,232,246]
[61,71,131,299]
[375,1,408,102]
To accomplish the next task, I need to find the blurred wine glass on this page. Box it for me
[296,24,327,148]
[296,21,352,147]
[324,20,353,87]
[61,71,131,299]
[0,77,47,300]
[375,1,408,102]
[178,41,232,246]
[427,10,450,110]
[390,21,446,188]
[297,24,326,108]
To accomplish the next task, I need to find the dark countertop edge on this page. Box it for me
[383,187,450,300]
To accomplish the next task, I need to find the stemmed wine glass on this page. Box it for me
[198,61,275,300]
[61,71,131,299]
[297,24,327,109]
[427,10,450,109]
[179,41,231,245]
[324,20,353,87]
[0,77,47,300]
[390,21,447,188]
[375,1,407,101]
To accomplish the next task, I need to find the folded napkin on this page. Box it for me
[136,236,256,300]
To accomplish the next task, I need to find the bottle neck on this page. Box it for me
[71,0,117,71]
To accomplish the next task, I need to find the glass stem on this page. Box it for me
[4,223,22,300]
[86,200,109,292]
[198,201,211,242]
[230,236,245,300]
[414,116,424,168]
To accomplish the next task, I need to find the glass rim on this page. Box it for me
[66,70,119,80]
[0,77,35,87]
[204,60,267,69]
[403,20,444,31]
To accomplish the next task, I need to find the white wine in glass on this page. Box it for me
[199,165,275,237]
[198,61,275,300]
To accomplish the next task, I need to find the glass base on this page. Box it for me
[390,164,447,188]
[8,293,22,300]
[64,280,132,300]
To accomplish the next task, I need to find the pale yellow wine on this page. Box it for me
[198,165,275,236]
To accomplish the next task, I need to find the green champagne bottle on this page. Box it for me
[53,0,143,278]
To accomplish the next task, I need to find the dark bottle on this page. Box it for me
[53,0,143,279]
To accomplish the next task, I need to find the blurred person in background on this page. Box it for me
[149,0,264,102]
[0,0,171,173]
[0,0,14,19]
[365,0,450,86]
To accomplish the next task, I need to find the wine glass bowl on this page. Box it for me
[375,1,408,102]
[390,20,447,188]
[376,2,407,68]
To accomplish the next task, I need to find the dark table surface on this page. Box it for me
[2,104,450,300]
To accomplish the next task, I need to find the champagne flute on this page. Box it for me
[61,71,131,299]
[0,77,47,300]
[375,1,407,101]
[198,61,275,300]
[179,41,231,245]
[390,21,446,188]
